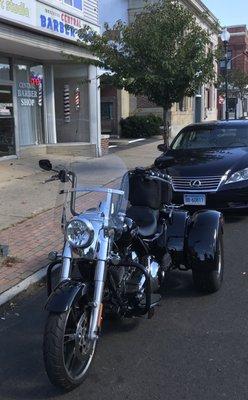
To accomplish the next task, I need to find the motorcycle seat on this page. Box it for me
[126,206,159,238]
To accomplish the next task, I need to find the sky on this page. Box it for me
[203,0,248,26]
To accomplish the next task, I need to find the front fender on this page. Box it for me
[186,210,224,271]
[45,280,89,313]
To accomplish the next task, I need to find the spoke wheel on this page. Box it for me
[43,300,96,391]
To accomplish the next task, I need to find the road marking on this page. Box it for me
[109,145,118,148]
[128,138,145,144]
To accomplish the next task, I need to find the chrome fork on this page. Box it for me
[88,231,109,341]
[60,241,72,282]
[59,235,108,342]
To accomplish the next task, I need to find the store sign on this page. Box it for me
[17,81,38,107]
[36,2,85,41]
[0,1,99,41]
[0,0,36,26]
[30,76,43,86]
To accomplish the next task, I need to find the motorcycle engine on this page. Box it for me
[125,255,160,295]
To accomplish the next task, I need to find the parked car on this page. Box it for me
[155,120,248,210]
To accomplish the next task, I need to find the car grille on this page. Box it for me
[171,176,224,193]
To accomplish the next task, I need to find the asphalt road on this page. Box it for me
[1,211,248,400]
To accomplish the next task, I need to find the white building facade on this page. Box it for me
[0,0,101,159]
[99,0,219,138]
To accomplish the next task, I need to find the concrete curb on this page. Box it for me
[0,266,47,307]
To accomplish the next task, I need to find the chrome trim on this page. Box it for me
[68,186,124,196]
[66,217,95,249]
[59,181,126,342]
[171,175,226,193]
[88,231,109,341]
[60,241,72,282]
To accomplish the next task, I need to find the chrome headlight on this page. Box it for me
[66,218,95,248]
[225,168,248,185]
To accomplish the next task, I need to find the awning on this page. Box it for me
[0,21,95,62]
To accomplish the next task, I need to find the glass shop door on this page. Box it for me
[0,85,15,157]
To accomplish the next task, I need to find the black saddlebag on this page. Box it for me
[129,171,172,209]
[129,173,161,209]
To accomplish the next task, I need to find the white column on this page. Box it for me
[43,65,57,144]
[88,65,101,156]
[201,85,206,121]
[12,64,20,157]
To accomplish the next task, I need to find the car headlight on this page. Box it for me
[225,168,248,185]
[66,218,95,248]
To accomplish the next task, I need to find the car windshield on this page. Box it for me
[171,126,248,150]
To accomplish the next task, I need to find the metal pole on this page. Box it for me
[224,41,229,120]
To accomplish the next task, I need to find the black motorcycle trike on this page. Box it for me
[125,166,224,294]
[40,158,224,391]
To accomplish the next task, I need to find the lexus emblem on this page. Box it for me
[190,180,202,187]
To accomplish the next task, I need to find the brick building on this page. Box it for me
[219,25,248,119]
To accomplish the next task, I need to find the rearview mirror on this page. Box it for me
[39,159,52,171]
[157,143,168,152]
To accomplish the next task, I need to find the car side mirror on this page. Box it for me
[157,144,168,152]
[39,159,52,171]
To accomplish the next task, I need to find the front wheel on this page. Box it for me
[43,299,96,391]
[192,230,224,294]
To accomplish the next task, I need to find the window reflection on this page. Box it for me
[15,61,44,146]
[0,85,15,156]
[64,0,82,10]
[0,57,11,81]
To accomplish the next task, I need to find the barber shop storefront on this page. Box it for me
[0,0,101,159]
[0,59,45,158]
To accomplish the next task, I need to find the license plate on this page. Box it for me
[184,194,206,206]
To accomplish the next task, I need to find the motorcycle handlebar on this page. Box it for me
[147,170,171,182]
[146,174,171,184]
[43,175,60,184]
[132,168,171,184]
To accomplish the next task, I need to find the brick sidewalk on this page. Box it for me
[0,181,118,296]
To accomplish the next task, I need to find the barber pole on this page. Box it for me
[64,84,71,123]
[38,82,43,107]
[75,87,80,110]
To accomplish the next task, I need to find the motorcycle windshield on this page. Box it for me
[54,154,129,230]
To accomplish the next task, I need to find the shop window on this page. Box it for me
[179,97,187,112]
[64,0,83,10]
[243,98,248,113]
[0,86,15,156]
[0,57,11,81]
[179,99,184,112]
[205,88,211,110]
[15,62,44,146]
[101,102,113,120]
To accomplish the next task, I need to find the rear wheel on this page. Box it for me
[43,299,96,391]
[192,229,224,293]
